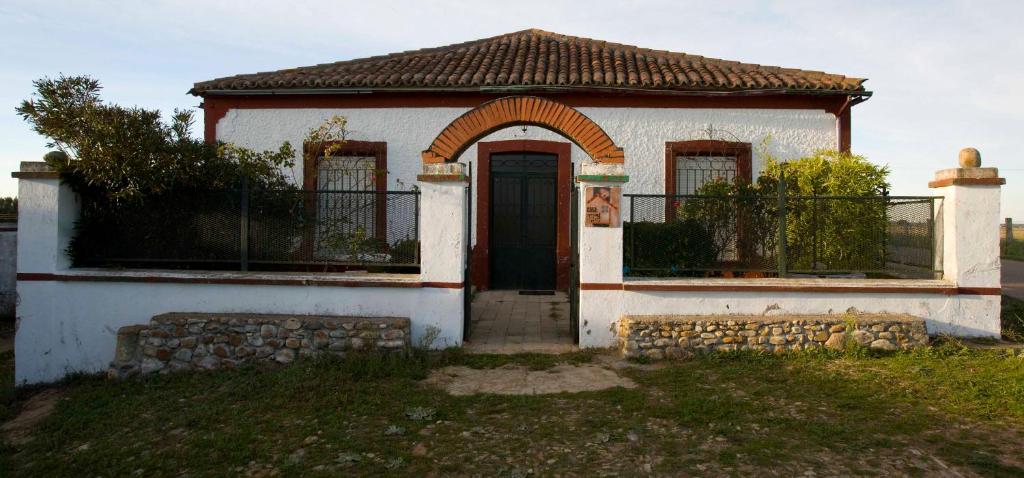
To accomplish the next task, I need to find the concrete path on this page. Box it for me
[463,290,576,354]
[1002,259,1024,300]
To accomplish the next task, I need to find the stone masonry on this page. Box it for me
[619,314,929,360]
[109,313,410,378]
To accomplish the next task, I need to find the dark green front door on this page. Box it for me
[489,153,558,290]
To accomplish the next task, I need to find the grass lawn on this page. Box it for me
[2,344,1024,477]
[1005,295,1024,342]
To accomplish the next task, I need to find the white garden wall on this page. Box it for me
[15,273,462,384]
[578,286,1000,348]
[12,169,468,385]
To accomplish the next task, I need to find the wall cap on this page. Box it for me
[16,270,462,289]
[417,174,469,183]
[418,162,469,182]
[12,161,59,179]
[929,167,1004,188]
[576,175,629,183]
[928,177,1005,188]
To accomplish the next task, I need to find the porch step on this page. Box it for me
[619,314,928,360]
[109,313,410,378]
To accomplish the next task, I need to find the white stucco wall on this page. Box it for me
[15,274,463,384]
[216,106,838,231]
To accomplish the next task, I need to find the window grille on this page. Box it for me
[315,156,381,260]
[675,155,738,195]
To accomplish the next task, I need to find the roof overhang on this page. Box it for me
[192,85,872,103]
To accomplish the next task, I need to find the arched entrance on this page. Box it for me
[422,96,625,291]
[421,96,624,165]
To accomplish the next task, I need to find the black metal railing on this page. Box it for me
[72,187,420,272]
[624,192,941,279]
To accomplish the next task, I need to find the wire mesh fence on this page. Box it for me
[73,187,420,272]
[624,193,941,279]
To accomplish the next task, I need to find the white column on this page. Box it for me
[416,162,468,346]
[929,148,1004,336]
[576,163,627,347]
[931,150,1004,288]
[14,161,78,274]
[418,163,469,284]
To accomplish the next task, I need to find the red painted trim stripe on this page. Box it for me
[419,281,465,289]
[955,287,1002,296]
[578,282,1002,296]
[17,272,462,289]
[579,283,624,290]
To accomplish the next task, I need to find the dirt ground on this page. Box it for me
[0,388,62,446]
[423,362,638,395]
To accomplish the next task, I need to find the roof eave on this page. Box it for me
[191,85,872,100]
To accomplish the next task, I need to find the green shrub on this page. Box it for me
[624,219,717,275]
[668,150,891,274]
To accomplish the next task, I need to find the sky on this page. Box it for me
[1,0,1021,218]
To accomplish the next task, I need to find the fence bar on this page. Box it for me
[880,187,889,270]
[239,176,250,271]
[1008,218,1015,242]
[811,190,818,272]
[776,171,787,277]
[629,195,636,270]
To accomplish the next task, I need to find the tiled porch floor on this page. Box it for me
[463,290,577,354]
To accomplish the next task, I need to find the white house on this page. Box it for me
[11,29,1005,383]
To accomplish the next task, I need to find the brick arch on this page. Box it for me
[421,96,624,164]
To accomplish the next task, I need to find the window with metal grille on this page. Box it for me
[674,155,738,195]
[303,141,388,261]
[665,140,752,197]
[317,156,377,191]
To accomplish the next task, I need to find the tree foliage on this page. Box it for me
[16,75,295,204]
[0,197,16,216]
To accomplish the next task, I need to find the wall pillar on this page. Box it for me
[576,163,628,347]
[928,147,1005,336]
[12,161,78,274]
[417,162,469,345]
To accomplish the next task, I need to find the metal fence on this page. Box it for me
[624,193,941,279]
[73,187,420,272]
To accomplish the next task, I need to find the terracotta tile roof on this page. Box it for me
[191,29,867,96]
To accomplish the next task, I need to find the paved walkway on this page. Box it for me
[1003,259,1024,300]
[463,290,576,354]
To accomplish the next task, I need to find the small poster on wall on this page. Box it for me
[584,186,621,228]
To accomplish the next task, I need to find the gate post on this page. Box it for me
[12,161,78,274]
[417,162,469,347]
[575,163,628,347]
[928,147,1005,336]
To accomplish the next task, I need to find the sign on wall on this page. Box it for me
[584,186,621,228]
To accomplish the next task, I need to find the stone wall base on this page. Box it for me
[109,313,411,378]
[619,314,929,360]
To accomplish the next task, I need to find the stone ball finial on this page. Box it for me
[959,147,981,168]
